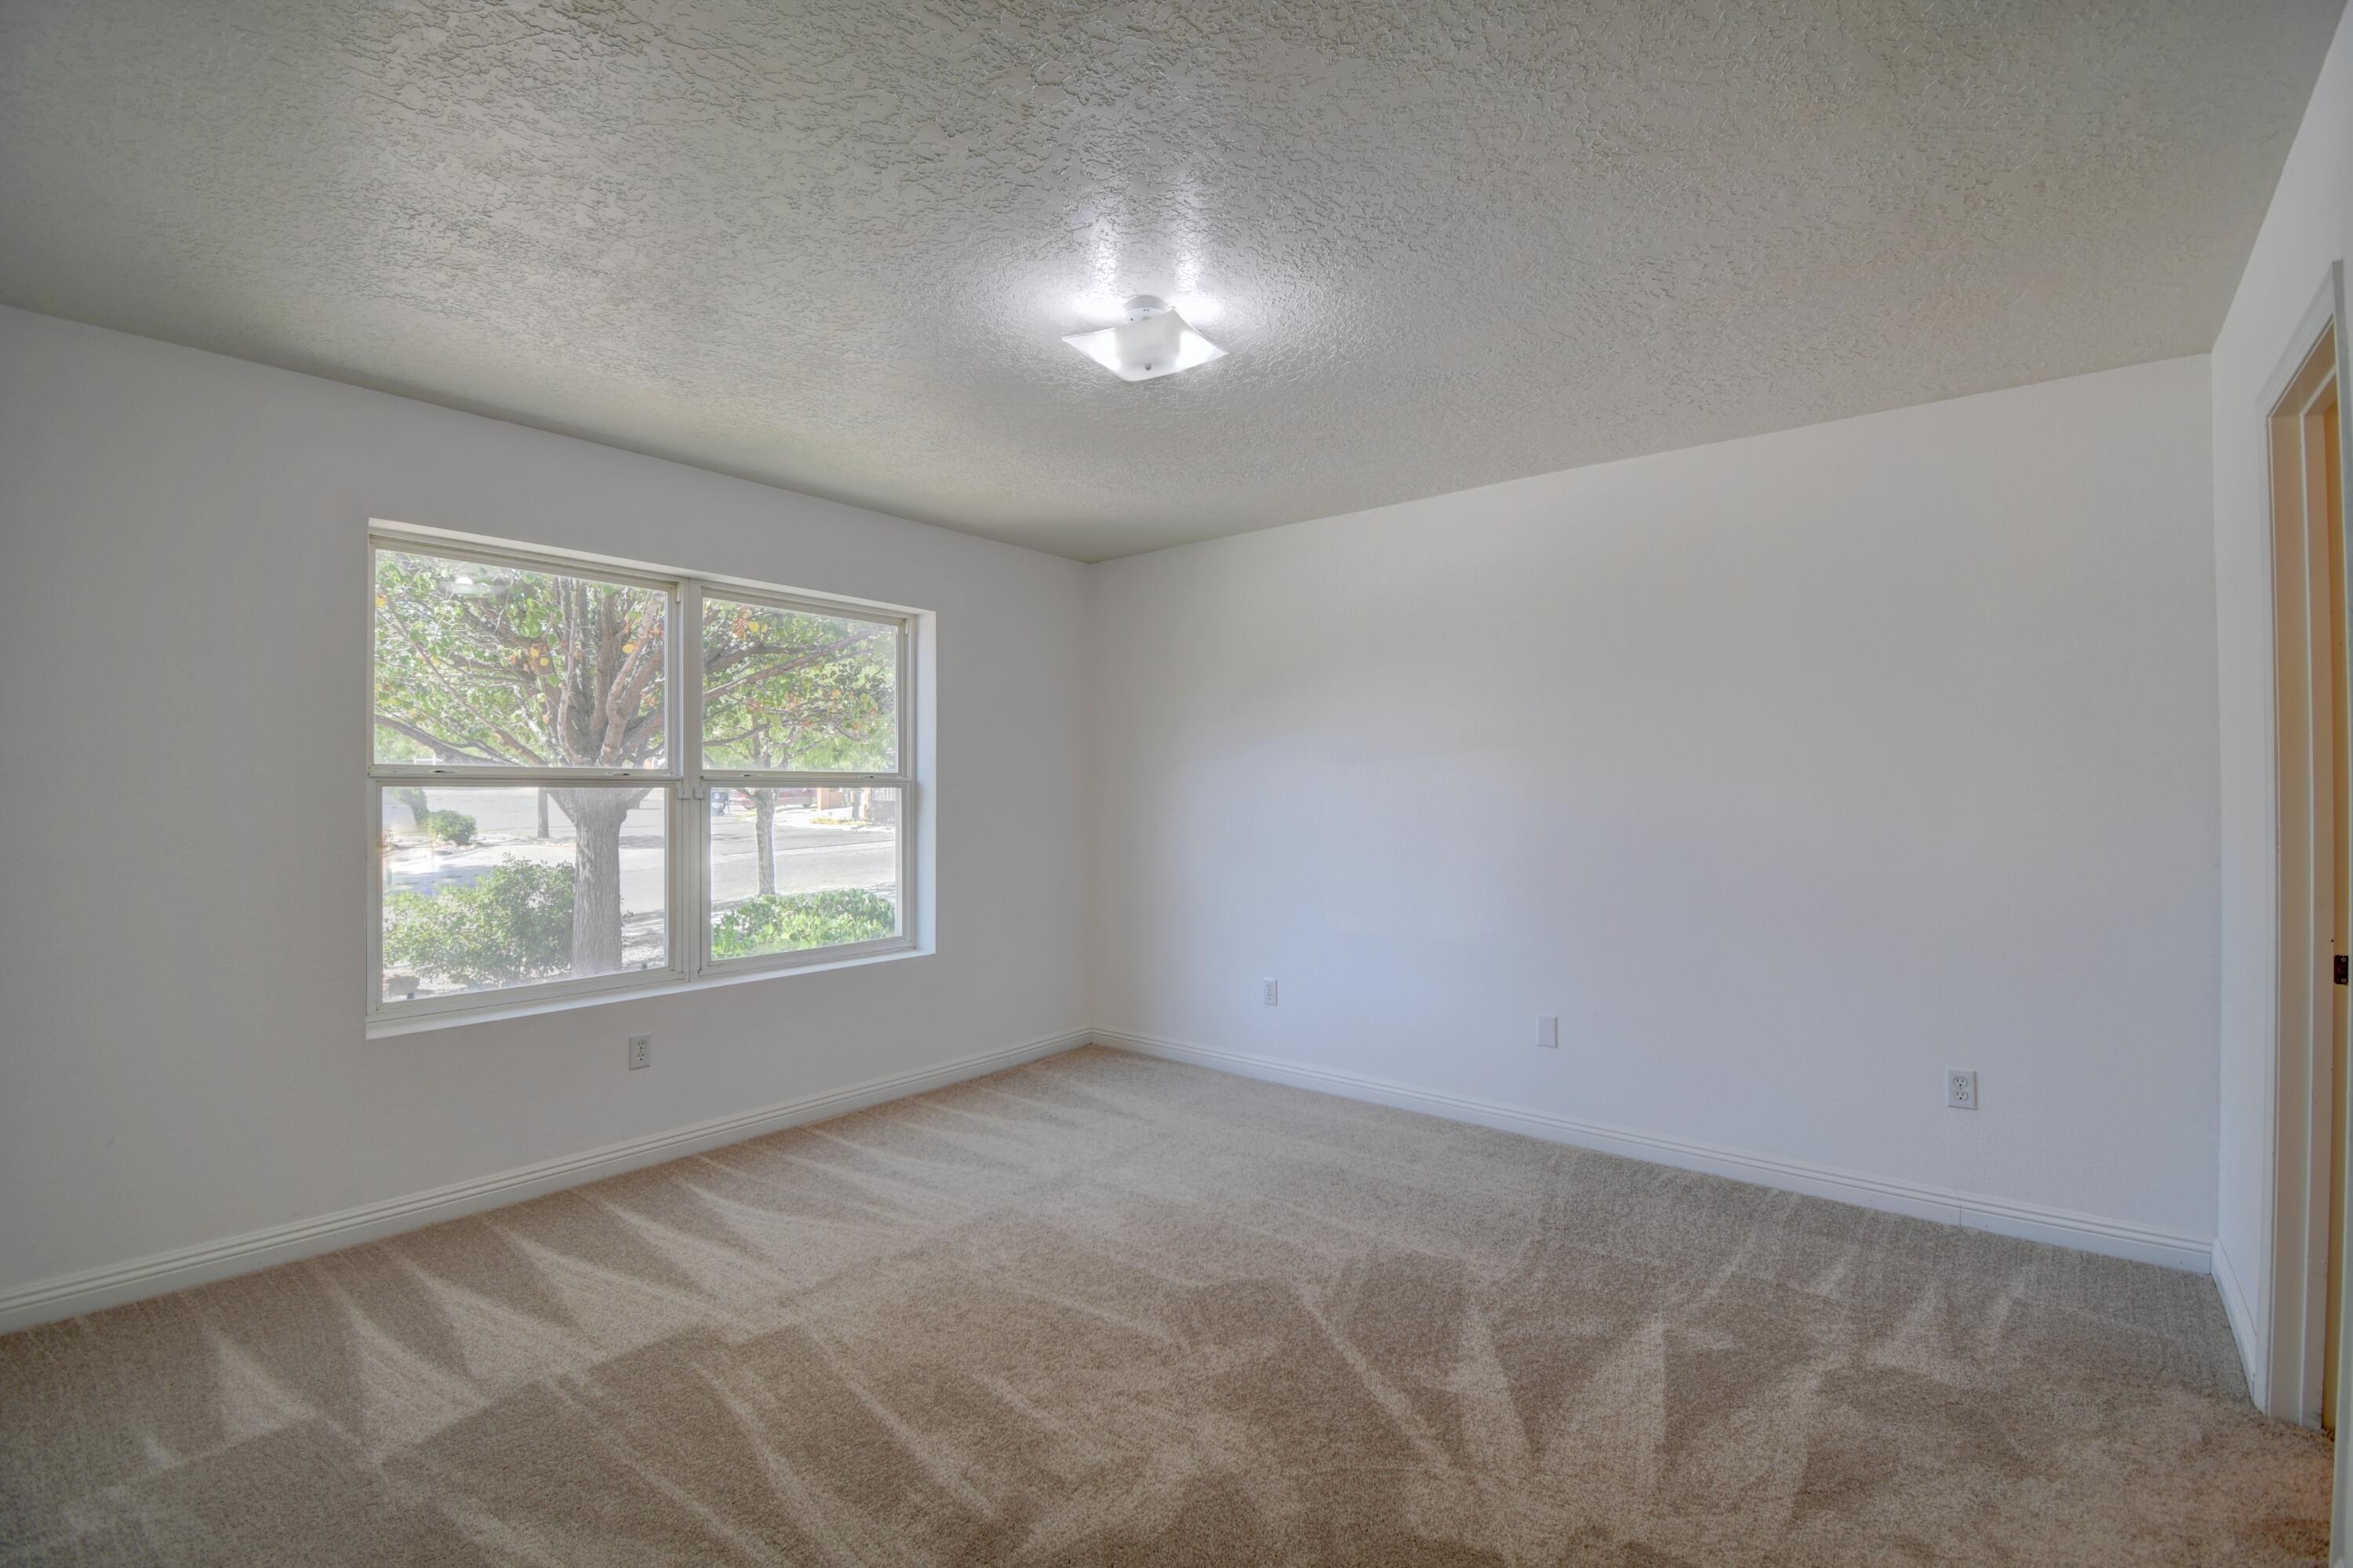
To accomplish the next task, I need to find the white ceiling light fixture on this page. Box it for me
[1062,295,1225,382]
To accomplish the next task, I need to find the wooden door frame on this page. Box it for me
[2264,260,2351,1438]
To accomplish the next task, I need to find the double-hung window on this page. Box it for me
[367,525,916,1027]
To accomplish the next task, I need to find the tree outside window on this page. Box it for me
[369,541,907,1012]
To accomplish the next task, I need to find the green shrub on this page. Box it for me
[420,809,477,846]
[385,860,573,987]
[713,887,895,959]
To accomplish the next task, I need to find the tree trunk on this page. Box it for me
[755,790,776,896]
[391,786,430,833]
[536,788,551,839]
[549,788,643,975]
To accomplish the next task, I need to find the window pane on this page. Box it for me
[374,548,669,769]
[707,786,900,960]
[380,785,669,1003]
[700,595,897,772]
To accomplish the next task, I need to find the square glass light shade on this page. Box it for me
[1062,308,1225,381]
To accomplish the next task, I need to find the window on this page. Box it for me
[368,526,915,1025]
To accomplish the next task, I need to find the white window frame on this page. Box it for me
[365,523,918,1029]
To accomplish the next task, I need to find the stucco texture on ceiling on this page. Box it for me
[0,0,2341,559]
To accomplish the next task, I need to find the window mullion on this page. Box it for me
[682,577,706,977]
[366,766,679,784]
[365,780,386,1017]
[697,775,912,788]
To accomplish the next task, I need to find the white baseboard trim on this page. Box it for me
[1099,1028,2215,1274]
[2211,1236,2266,1405]
[0,1028,1092,1335]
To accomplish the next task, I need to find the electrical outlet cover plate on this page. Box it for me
[628,1035,652,1071]
[1946,1068,1976,1110]
[1262,978,1278,1006]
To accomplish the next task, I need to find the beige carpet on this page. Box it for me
[0,1046,2332,1565]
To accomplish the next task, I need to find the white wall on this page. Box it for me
[1093,356,2220,1253]
[2211,5,2353,1388]
[0,307,1092,1309]
[2,155,2301,1319]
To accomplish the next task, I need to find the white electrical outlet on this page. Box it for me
[1946,1068,1976,1110]
[1536,1014,1560,1049]
[628,1035,652,1071]
[1261,978,1278,1006]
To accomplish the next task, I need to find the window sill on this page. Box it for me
[365,941,928,1039]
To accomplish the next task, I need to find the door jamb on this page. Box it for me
[2264,260,2351,1439]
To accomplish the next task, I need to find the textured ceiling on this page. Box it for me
[0,1,2342,560]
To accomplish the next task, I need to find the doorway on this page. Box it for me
[2320,354,2345,1435]
[2267,266,2351,1444]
